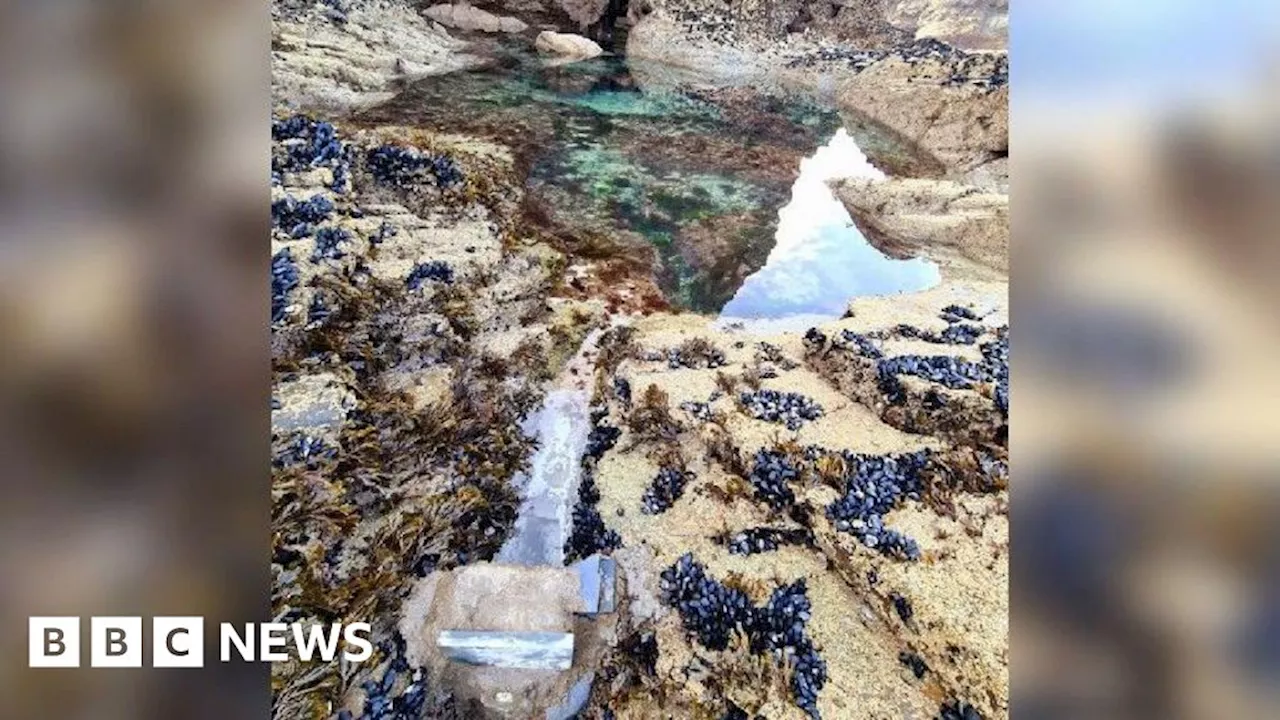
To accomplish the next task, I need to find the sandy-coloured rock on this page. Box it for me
[887,0,1008,50]
[830,63,1007,177]
[557,0,610,28]
[626,0,1006,56]
[831,176,1008,276]
[534,31,604,59]
[424,3,529,33]
[272,0,479,112]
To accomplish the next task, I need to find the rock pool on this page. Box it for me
[356,51,938,317]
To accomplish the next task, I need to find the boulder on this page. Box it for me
[424,4,528,33]
[534,31,603,59]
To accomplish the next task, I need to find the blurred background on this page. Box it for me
[0,1,270,717]
[0,0,1278,718]
[1013,0,1280,718]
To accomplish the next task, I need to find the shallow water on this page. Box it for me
[495,389,590,567]
[360,52,937,318]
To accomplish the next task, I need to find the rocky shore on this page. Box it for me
[271,1,1007,718]
[623,0,1009,179]
[272,0,482,113]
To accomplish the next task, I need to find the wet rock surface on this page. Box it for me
[831,176,1009,273]
[425,3,529,33]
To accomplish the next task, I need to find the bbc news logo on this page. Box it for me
[29,617,372,668]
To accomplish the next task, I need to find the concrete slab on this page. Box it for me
[400,560,622,717]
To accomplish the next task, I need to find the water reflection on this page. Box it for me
[719,129,940,325]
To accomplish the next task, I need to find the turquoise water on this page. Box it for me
[359,53,938,316]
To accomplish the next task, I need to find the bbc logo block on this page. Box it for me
[29,617,80,668]
[90,617,143,667]
[153,617,204,667]
[29,616,205,668]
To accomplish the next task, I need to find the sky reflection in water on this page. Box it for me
[720,129,940,323]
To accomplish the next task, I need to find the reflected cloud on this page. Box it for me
[719,128,940,324]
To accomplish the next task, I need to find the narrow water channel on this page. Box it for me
[495,388,591,567]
